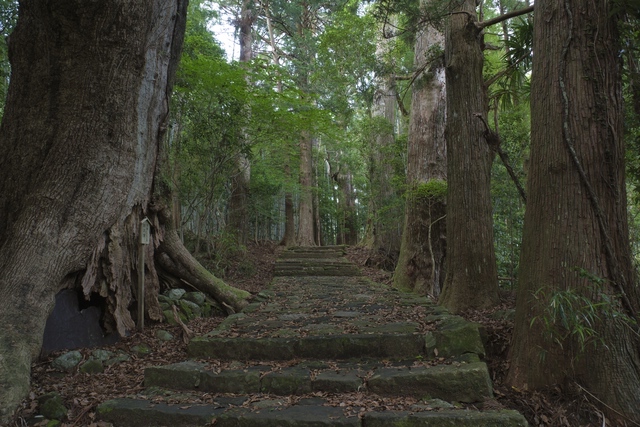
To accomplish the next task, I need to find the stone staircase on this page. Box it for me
[97,246,528,426]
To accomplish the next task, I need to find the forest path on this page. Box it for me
[97,246,527,426]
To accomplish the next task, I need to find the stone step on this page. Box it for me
[274,267,361,277]
[97,398,528,427]
[144,359,493,403]
[279,250,346,259]
[187,333,426,360]
[274,246,360,277]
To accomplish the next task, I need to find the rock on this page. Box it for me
[178,299,201,320]
[166,288,186,301]
[183,291,206,305]
[105,352,131,366]
[80,359,104,374]
[155,329,174,341]
[91,349,114,362]
[38,393,67,420]
[157,294,173,304]
[131,344,152,357]
[163,309,187,325]
[415,398,455,410]
[52,351,82,371]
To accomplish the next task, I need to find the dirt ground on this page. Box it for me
[11,242,607,427]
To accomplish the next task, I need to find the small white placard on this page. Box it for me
[140,218,151,245]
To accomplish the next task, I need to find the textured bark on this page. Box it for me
[336,171,358,246]
[281,190,296,246]
[507,1,640,422]
[438,0,499,312]
[228,0,253,246]
[394,15,447,298]
[297,131,316,246]
[0,1,188,420]
[367,70,402,257]
[228,149,251,245]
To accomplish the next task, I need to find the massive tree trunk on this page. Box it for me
[0,1,249,421]
[363,21,402,260]
[394,12,447,298]
[507,1,640,422]
[366,71,402,258]
[438,0,499,312]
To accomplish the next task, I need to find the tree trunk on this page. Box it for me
[337,171,358,246]
[228,0,253,246]
[297,130,316,246]
[368,70,401,258]
[507,1,640,422]
[394,12,447,298]
[0,1,186,419]
[438,0,499,312]
[0,1,249,421]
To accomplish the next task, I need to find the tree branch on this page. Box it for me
[476,5,534,30]
[474,113,527,204]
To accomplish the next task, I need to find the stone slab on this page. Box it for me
[367,362,493,403]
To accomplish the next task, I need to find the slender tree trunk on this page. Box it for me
[438,0,499,312]
[507,1,640,422]
[394,11,447,298]
[339,171,358,246]
[228,0,253,246]
[0,1,187,420]
[297,130,316,245]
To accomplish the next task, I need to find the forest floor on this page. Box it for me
[12,242,604,427]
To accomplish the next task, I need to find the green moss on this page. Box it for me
[409,179,447,202]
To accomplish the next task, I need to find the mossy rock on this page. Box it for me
[183,291,206,305]
[105,352,131,366]
[178,299,201,320]
[38,393,67,420]
[166,288,186,301]
[90,349,114,362]
[52,351,82,372]
[155,329,174,341]
[80,359,104,374]
[131,344,152,357]
[163,309,187,325]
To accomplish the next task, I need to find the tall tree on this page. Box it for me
[364,21,404,258]
[228,0,255,245]
[438,0,500,311]
[394,3,446,298]
[507,0,640,422]
[0,1,250,421]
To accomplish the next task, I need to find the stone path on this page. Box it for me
[97,246,528,426]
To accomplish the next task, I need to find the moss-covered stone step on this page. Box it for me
[188,333,425,360]
[274,267,362,276]
[144,360,492,402]
[274,246,361,276]
[97,398,528,427]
